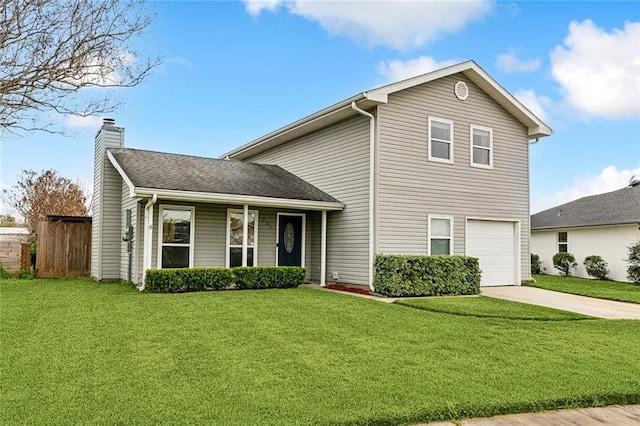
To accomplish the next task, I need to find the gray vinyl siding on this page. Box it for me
[147,202,313,280]
[91,126,123,281]
[376,73,531,280]
[245,115,371,286]
[119,183,138,282]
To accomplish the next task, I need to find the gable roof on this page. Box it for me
[107,148,344,211]
[531,183,640,230]
[224,60,552,160]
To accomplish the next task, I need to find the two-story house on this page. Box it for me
[91,60,552,290]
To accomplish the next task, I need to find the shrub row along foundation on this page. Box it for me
[374,255,481,297]
[144,266,305,293]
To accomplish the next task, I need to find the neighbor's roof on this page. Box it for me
[108,148,344,210]
[223,60,552,160]
[0,227,29,235]
[531,183,640,230]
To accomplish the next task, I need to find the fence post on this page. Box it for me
[20,242,31,271]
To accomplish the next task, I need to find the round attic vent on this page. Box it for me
[454,81,469,101]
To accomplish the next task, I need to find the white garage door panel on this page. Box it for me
[467,220,516,287]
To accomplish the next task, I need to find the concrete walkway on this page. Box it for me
[425,404,640,425]
[481,286,640,319]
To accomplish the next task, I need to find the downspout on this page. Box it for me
[141,193,157,291]
[351,101,376,292]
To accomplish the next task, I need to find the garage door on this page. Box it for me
[466,220,517,287]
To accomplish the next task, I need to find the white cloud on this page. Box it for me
[550,20,640,119]
[532,165,640,213]
[243,0,494,50]
[245,0,282,16]
[496,51,540,73]
[514,89,552,123]
[63,115,103,130]
[377,56,458,83]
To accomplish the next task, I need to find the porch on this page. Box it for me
[137,200,338,288]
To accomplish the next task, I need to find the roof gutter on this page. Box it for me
[133,187,345,211]
[351,101,376,293]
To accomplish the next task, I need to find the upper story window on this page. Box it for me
[428,215,453,255]
[428,117,454,163]
[470,125,493,169]
[558,231,568,253]
[158,205,194,269]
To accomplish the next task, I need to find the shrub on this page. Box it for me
[145,268,234,293]
[553,252,577,276]
[583,255,609,280]
[373,255,481,297]
[233,266,306,289]
[531,253,542,275]
[627,240,640,284]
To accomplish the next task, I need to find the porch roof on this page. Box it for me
[108,148,345,211]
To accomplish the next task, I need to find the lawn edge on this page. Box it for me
[525,282,640,305]
[393,299,592,321]
[330,392,640,426]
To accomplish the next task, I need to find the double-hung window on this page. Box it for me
[159,205,194,268]
[227,209,258,267]
[428,117,454,163]
[470,125,493,168]
[428,215,453,255]
[558,232,568,253]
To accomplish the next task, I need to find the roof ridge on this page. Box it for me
[109,147,238,163]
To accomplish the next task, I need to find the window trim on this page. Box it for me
[428,116,454,164]
[226,208,259,268]
[470,124,493,169]
[157,204,195,269]
[558,231,568,253]
[428,214,454,255]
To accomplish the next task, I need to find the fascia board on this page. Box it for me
[134,187,345,211]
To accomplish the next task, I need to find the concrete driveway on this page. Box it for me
[481,286,640,319]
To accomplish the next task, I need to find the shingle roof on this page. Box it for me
[108,148,341,204]
[531,183,640,230]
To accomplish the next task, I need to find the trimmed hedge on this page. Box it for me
[233,266,306,289]
[145,268,234,293]
[374,254,481,297]
[144,266,305,292]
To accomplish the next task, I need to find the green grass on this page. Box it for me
[528,274,640,304]
[2,279,640,425]
[395,296,593,320]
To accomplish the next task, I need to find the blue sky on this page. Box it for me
[1,0,639,215]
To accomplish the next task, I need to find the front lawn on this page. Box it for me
[2,279,640,425]
[395,296,592,320]
[528,274,640,304]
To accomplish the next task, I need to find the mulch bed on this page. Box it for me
[325,284,371,296]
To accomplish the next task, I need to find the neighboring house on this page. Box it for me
[531,181,640,282]
[91,60,552,290]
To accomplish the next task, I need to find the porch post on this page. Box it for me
[242,204,248,267]
[320,210,327,286]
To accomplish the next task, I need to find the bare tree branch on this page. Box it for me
[0,0,158,134]
[2,169,89,233]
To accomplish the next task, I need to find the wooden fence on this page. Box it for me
[36,216,92,278]
[0,230,31,274]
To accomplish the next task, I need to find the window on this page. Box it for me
[470,125,493,168]
[428,215,453,255]
[158,206,194,268]
[227,209,258,267]
[558,231,568,253]
[428,117,454,163]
